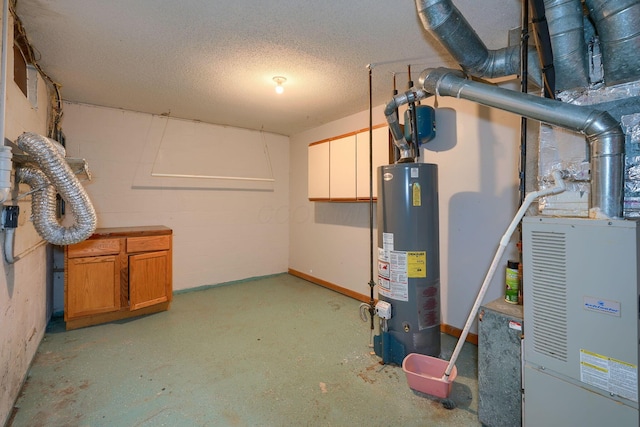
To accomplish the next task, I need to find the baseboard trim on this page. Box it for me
[288,269,478,345]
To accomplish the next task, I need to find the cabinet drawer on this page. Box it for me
[67,238,121,258]
[127,235,171,253]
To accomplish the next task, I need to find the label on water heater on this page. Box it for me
[412,183,421,207]
[407,251,426,278]
[377,249,409,301]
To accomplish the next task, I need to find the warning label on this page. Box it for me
[580,349,638,402]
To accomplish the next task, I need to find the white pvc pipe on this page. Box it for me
[443,170,567,378]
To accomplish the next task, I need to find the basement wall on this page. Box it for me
[58,102,290,305]
[289,94,521,333]
[0,14,52,426]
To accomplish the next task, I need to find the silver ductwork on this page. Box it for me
[585,0,640,86]
[16,132,97,245]
[544,0,589,90]
[384,89,429,161]
[415,0,542,87]
[416,67,624,219]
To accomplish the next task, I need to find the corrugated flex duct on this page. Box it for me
[16,132,96,245]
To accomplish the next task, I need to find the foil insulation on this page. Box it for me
[16,132,96,245]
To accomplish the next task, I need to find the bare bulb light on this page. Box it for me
[273,76,286,94]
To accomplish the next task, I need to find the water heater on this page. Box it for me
[374,163,440,364]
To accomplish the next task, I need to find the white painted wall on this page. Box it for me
[59,102,290,303]
[0,14,52,426]
[289,94,521,331]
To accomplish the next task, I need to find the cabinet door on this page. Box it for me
[66,255,120,320]
[356,127,390,199]
[308,142,330,200]
[129,251,171,310]
[329,134,357,200]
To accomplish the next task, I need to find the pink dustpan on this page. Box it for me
[402,353,457,399]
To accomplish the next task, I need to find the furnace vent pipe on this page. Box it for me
[417,67,624,219]
[584,0,640,86]
[415,0,542,87]
[16,132,96,245]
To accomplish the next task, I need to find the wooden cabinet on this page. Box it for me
[307,125,391,201]
[64,226,172,330]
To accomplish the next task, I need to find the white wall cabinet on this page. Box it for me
[308,142,330,200]
[356,126,390,199]
[307,125,390,201]
[329,134,357,200]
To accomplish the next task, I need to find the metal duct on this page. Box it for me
[384,89,428,161]
[16,132,96,245]
[416,67,624,219]
[543,0,589,91]
[415,0,542,87]
[585,0,640,86]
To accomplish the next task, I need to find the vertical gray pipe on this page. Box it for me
[544,0,589,90]
[416,68,624,219]
[585,0,640,86]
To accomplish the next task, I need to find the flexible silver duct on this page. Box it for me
[415,0,542,87]
[16,132,96,245]
[413,67,624,218]
[544,0,589,90]
[585,0,640,86]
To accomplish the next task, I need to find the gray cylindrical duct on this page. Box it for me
[585,0,640,86]
[417,67,624,219]
[384,89,428,161]
[377,163,440,357]
[415,0,542,86]
[17,132,97,245]
[544,0,589,90]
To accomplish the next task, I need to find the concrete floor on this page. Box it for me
[9,274,481,426]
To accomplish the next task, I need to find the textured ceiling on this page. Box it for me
[15,0,522,136]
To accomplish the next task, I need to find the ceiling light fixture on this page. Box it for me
[273,76,287,94]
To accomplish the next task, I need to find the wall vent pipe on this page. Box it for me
[16,132,96,245]
[585,0,640,86]
[416,67,624,219]
[415,0,542,87]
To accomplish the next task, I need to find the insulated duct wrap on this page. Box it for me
[16,132,96,245]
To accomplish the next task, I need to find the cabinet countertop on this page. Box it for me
[88,226,172,239]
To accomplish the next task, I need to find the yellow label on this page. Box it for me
[412,183,421,207]
[407,251,427,278]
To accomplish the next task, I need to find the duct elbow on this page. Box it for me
[418,67,466,96]
[475,46,520,79]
